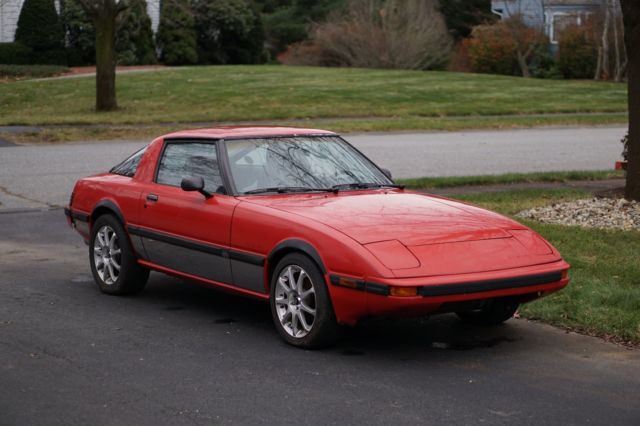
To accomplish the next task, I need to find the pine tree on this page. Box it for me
[156,0,198,65]
[15,0,66,64]
[116,0,157,65]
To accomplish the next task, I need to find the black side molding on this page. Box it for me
[64,207,89,222]
[127,225,264,266]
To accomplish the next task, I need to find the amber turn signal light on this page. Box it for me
[561,269,569,280]
[389,286,418,297]
[337,277,359,289]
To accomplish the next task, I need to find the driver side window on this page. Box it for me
[156,142,224,191]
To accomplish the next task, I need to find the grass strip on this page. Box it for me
[399,170,625,189]
[451,188,640,346]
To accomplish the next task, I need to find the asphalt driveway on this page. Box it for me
[1,209,639,425]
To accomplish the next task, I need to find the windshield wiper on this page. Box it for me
[331,183,405,192]
[243,186,336,195]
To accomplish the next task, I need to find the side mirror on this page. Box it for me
[181,176,213,199]
[381,168,393,180]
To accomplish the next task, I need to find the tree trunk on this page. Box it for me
[601,4,611,80]
[517,52,531,78]
[94,11,118,111]
[612,0,623,81]
[620,0,640,201]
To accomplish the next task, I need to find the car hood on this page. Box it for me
[244,191,561,277]
[244,190,524,246]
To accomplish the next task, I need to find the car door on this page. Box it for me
[134,140,238,284]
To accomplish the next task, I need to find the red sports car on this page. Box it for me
[65,126,570,348]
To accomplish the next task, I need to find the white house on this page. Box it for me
[0,0,161,43]
[491,0,602,44]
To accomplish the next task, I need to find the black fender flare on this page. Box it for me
[91,199,126,225]
[267,239,327,275]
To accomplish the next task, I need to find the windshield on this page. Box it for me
[225,136,392,194]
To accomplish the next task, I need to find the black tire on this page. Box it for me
[456,298,519,325]
[270,253,341,349]
[89,214,149,295]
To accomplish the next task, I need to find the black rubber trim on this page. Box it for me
[329,271,563,298]
[329,275,390,296]
[127,225,264,266]
[268,239,327,274]
[65,207,89,222]
[417,271,563,297]
[93,200,125,225]
[228,250,265,266]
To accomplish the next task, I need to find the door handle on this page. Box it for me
[146,194,159,202]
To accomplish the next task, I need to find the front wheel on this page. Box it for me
[89,214,149,295]
[456,298,519,325]
[270,253,340,348]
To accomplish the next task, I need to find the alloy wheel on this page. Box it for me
[93,225,122,285]
[274,265,317,338]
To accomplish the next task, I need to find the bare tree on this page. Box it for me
[307,0,452,70]
[500,0,547,78]
[595,0,627,81]
[620,0,640,201]
[78,0,130,111]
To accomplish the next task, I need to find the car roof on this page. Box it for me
[161,126,337,140]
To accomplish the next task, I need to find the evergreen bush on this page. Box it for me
[194,0,265,64]
[15,0,66,64]
[0,42,32,65]
[61,0,95,66]
[156,0,198,65]
[116,0,157,65]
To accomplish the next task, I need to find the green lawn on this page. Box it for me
[0,65,628,127]
[444,188,640,346]
[398,170,625,189]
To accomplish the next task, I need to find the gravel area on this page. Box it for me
[517,198,640,231]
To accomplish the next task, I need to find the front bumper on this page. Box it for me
[328,260,570,324]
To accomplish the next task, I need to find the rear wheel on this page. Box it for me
[89,214,149,295]
[456,298,519,325]
[270,253,340,348]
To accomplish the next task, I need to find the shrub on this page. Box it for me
[557,22,597,79]
[285,0,452,70]
[156,0,198,65]
[0,42,32,65]
[438,0,496,40]
[116,0,157,65]
[262,0,345,56]
[0,64,68,79]
[465,18,548,77]
[61,0,95,66]
[15,0,66,65]
[193,0,265,64]
[464,23,516,75]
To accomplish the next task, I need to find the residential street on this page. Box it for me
[1,209,639,425]
[0,125,627,211]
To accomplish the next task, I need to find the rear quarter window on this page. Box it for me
[110,146,148,177]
